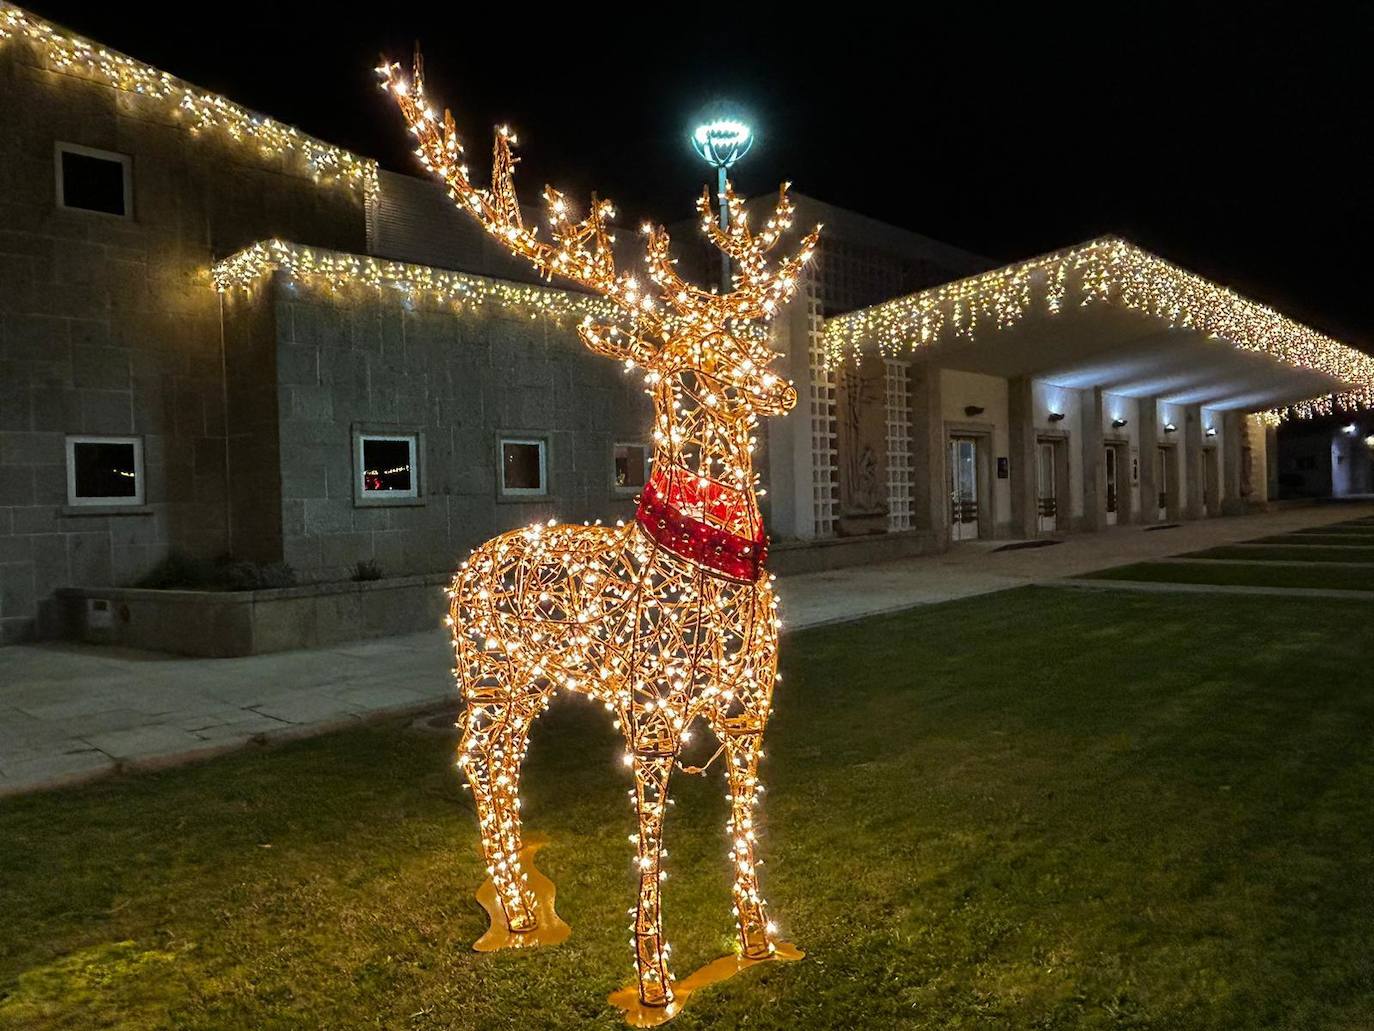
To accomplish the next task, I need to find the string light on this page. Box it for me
[0,3,377,201]
[382,49,813,1026]
[823,236,1374,423]
[212,239,619,325]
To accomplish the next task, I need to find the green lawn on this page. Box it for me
[1184,545,1374,563]
[4,588,1374,1030]
[1080,561,1374,592]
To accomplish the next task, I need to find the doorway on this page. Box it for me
[1037,440,1058,533]
[1105,445,1120,526]
[1203,447,1218,515]
[1156,446,1174,520]
[949,436,979,541]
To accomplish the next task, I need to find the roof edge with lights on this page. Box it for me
[822,235,1374,421]
[213,239,617,325]
[0,2,378,201]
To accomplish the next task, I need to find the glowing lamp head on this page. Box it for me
[692,118,753,170]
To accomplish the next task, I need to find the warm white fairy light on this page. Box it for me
[0,3,377,201]
[212,239,618,326]
[382,49,812,1025]
[824,236,1374,423]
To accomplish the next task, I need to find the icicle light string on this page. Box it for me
[824,236,1374,423]
[0,3,377,201]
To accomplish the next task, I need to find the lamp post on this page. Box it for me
[691,116,753,291]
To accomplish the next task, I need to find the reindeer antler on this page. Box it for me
[380,50,666,337]
[380,49,819,346]
[645,181,819,324]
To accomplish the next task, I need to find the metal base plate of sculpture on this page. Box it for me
[382,50,820,1025]
[608,942,805,1027]
[473,835,570,951]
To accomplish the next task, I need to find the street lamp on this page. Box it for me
[692,114,753,290]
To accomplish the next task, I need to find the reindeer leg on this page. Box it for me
[717,725,778,960]
[458,685,542,937]
[628,736,678,1009]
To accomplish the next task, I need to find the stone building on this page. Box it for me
[2,5,1371,646]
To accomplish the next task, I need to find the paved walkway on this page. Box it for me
[3,502,1372,797]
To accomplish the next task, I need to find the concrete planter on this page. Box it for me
[58,573,451,657]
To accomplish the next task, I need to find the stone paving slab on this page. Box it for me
[2,501,1372,798]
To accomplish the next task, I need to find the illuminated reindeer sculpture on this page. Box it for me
[382,53,819,1025]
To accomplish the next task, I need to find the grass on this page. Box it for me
[1248,534,1374,547]
[1184,545,1374,563]
[1079,561,1374,591]
[4,587,1374,1029]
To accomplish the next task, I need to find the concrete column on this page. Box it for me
[1183,403,1205,520]
[764,291,818,539]
[910,360,948,542]
[1205,446,1223,517]
[1080,386,1106,532]
[1137,396,1160,524]
[1221,410,1246,515]
[1008,376,1038,538]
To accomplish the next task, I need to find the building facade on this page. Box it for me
[2,5,1371,644]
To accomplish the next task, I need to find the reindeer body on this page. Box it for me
[382,52,819,1020]
[451,515,781,996]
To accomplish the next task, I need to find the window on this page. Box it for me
[56,143,132,218]
[500,438,547,496]
[355,433,419,503]
[66,436,144,506]
[614,443,650,492]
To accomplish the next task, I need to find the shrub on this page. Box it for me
[134,551,217,590]
[133,552,297,592]
[352,559,384,582]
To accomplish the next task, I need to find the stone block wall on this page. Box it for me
[235,277,653,582]
[0,45,367,642]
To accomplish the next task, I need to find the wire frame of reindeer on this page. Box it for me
[381,50,820,1027]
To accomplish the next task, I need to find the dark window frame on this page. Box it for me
[65,435,144,507]
[55,142,133,219]
[613,441,651,495]
[498,436,548,498]
[352,428,423,507]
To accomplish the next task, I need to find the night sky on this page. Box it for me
[27,3,1373,353]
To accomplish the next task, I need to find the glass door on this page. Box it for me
[1105,446,1118,526]
[1037,441,1057,533]
[1157,446,1170,520]
[949,437,979,540]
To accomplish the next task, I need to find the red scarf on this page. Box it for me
[634,465,768,583]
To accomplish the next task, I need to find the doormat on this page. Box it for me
[992,539,1062,552]
[1144,523,1182,531]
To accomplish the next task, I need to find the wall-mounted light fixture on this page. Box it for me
[1111,418,1128,429]
[1205,426,1217,437]
[1365,434,1374,449]
[1047,411,1065,422]
[1343,423,1358,435]
[1164,423,1178,434]
[964,405,984,417]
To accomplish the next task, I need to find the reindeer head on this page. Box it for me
[379,53,819,424]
